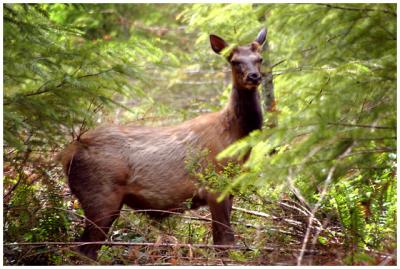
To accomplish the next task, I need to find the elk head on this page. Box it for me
[210,28,267,90]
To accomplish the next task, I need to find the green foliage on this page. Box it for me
[329,153,396,252]
[181,3,396,262]
[190,2,396,253]
[5,173,69,243]
[3,4,168,265]
[185,148,241,198]
[4,4,167,152]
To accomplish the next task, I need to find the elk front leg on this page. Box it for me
[203,191,235,245]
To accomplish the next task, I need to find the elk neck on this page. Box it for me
[225,84,263,138]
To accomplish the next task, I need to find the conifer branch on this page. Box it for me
[4,68,116,105]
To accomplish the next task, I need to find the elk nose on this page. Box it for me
[247,73,261,83]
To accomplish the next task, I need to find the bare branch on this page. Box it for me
[319,4,396,17]
[327,122,395,130]
[233,206,308,229]
[3,148,32,202]
[4,241,323,254]
[297,144,354,265]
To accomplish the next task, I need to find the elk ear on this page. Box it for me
[255,28,267,46]
[210,34,228,54]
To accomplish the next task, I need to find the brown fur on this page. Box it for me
[60,29,266,260]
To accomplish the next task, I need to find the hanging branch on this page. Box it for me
[3,68,115,106]
[3,142,32,203]
[318,4,396,16]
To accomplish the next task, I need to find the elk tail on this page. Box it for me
[55,141,81,176]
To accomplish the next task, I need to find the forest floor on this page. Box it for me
[4,192,397,265]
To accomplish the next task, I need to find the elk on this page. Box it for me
[59,28,266,260]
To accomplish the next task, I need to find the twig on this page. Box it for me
[287,167,312,213]
[297,144,354,265]
[4,241,322,254]
[3,148,32,201]
[232,206,306,228]
[318,4,396,16]
[123,208,298,236]
[347,147,395,155]
[5,68,115,104]
[327,122,395,130]
[271,59,286,68]
[279,201,310,218]
[139,255,267,266]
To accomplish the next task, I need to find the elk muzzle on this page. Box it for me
[246,72,262,85]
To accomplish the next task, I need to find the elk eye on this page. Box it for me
[257,58,263,64]
[231,60,240,65]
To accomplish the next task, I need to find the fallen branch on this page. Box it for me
[297,144,354,266]
[4,241,323,254]
[232,206,311,229]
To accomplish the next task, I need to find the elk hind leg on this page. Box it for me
[78,193,123,260]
